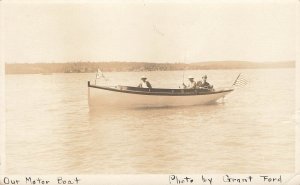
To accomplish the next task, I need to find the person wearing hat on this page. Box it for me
[197,75,213,89]
[183,76,197,89]
[138,76,152,88]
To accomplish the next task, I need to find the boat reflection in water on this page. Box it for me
[88,81,234,108]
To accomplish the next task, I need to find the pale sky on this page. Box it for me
[1,1,297,63]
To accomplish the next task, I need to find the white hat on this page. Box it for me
[141,76,147,79]
[188,75,194,79]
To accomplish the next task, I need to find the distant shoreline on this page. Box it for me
[5,61,295,74]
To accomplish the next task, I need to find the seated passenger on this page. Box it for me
[196,80,202,87]
[183,76,197,89]
[138,76,152,88]
[198,75,213,89]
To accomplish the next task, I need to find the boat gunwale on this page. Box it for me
[88,82,234,96]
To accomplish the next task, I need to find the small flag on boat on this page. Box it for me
[95,68,108,81]
[232,73,249,87]
[96,68,102,79]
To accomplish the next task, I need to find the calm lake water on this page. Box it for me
[5,69,295,174]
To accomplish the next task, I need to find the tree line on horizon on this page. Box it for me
[5,61,295,74]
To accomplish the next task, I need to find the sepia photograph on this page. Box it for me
[0,0,298,181]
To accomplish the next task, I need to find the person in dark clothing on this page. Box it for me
[197,75,213,89]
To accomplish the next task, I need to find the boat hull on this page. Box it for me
[88,83,233,108]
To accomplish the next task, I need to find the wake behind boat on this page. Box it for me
[88,82,235,107]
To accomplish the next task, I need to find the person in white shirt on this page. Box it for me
[138,76,152,88]
[183,76,197,89]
